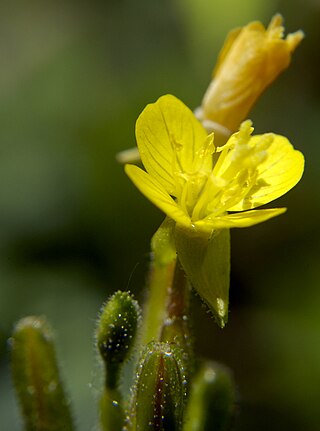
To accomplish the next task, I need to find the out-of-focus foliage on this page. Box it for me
[0,0,319,430]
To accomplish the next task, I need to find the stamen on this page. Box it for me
[191,174,226,221]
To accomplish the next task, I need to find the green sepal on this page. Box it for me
[174,227,230,328]
[151,217,177,266]
[129,341,186,430]
[9,316,74,431]
[96,291,141,389]
[183,362,236,431]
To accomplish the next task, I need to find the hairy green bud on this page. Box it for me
[96,291,141,388]
[184,362,236,431]
[130,342,186,430]
[9,316,74,431]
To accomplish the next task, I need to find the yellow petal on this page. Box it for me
[195,208,286,231]
[228,135,304,211]
[135,94,208,195]
[125,164,191,227]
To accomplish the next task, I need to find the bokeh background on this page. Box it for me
[0,0,319,430]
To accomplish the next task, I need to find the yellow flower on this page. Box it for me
[195,14,304,135]
[125,95,304,234]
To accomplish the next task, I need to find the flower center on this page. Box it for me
[170,121,273,224]
[191,121,273,222]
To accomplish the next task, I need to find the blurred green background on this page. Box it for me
[0,0,319,430]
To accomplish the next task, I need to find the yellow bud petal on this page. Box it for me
[198,15,304,132]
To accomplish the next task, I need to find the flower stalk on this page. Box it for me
[141,218,178,345]
[141,217,193,380]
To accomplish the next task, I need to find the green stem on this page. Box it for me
[132,219,194,430]
[140,218,193,385]
[140,218,177,345]
[100,388,124,431]
[141,218,192,354]
[141,258,177,344]
[160,260,192,357]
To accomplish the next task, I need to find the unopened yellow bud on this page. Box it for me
[196,14,304,135]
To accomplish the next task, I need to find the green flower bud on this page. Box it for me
[130,342,186,430]
[174,227,230,328]
[9,316,74,431]
[184,362,236,431]
[96,291,141,388]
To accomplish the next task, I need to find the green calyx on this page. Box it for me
[174,226,230,328]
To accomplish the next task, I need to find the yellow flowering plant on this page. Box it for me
[9,15,305,431]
